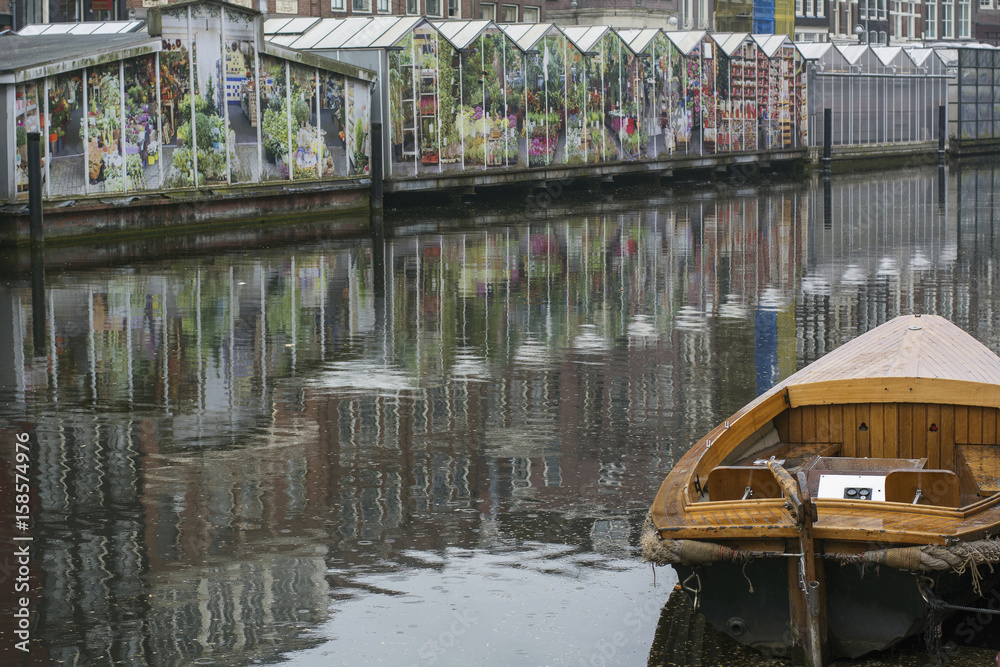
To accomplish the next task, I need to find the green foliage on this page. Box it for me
[181,93,210,115]
[292,98,311,128]
[16,126,27,147]
[353,120,369,172]
[205,75,218,116]
[262,105,289,161]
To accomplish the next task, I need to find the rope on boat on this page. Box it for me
[641,512,1000,595]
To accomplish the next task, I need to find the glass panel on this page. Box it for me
[321,72,347,177]
[961,102,977,120]
[979,83,993,103]
[86,64,125,193]
[960,50,976,67]
[123,56,160,191]
[47,72,86,197]
[160,39,193,187]
[979,120,992,138]
[980,50,993,67]
[227,8,261,184]
[961,120,977,138]
[979,102,993,120]
[288,63,319,180]
[260,56,290,182]
[14,84,41,199]
[979,67,992,87]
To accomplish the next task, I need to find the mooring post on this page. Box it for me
[938,105,947,162]
[371,121,384,214]
[822,109,832,173]
[27,131,43,245]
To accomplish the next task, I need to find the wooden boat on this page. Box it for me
[642,314,1000,665]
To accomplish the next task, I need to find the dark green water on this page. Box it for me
[2,161,1000,666]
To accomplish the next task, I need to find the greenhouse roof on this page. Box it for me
[0,32,158,82]
[836,44,871,65]
[666,30,706,56]
[711,32,751,57]
[871,45,911,69]
[17,20,146,35]
[282,18,363,50]
[616,28,660,55]
[499,22,561,52]
[264,16,321,36]
[905,47,950,72]
[751,33,791,58]
[561,25,611,54]
[432,19,495,50]
[794,42,832,60]
[261,40,376,81]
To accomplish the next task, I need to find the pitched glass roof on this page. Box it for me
[432,19,494,50]
[616,28,660,55]
[498,22,559,52]
[751,33,790,58]
[18,20,145,36]
[369,16,425,48]
[665,30,706,56]
[561,25,609,54]
[711,32,751,57]
[794,42,832,60]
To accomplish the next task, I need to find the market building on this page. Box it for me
[1,0,375,242]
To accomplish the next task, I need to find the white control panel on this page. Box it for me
[816,474,886,501]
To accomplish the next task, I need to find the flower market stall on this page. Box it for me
[663,30,711,156]
[3,1,374,207]
[751,34,803,150]
[616,28,660,161]
[709,33,760,153]
[499,23,564,168]
[562,26,623,164]
[435,20,515,171]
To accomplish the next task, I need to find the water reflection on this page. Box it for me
[3,160,1000,665]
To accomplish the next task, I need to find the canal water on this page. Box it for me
[3,161,1000,666]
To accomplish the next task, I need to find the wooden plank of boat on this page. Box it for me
[643,315,1000,664]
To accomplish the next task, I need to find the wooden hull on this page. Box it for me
[671,562,980,660]
[643,315,1000,664]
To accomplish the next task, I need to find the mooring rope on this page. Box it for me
[641,511,1000,596]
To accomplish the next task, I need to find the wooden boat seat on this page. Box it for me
[883,469,961,507]
[955,444,1000,502]
[706,466,782,501]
